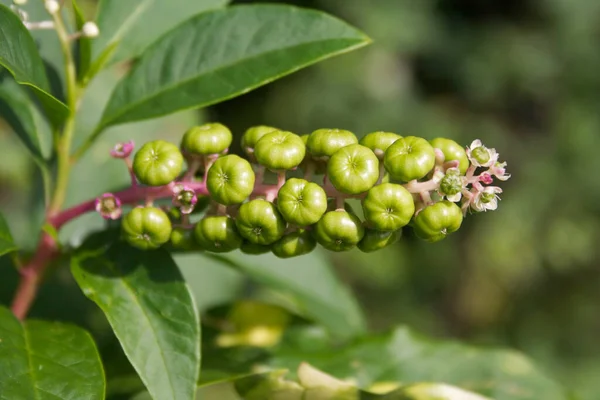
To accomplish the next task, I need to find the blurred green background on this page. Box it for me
[1,0,600,398]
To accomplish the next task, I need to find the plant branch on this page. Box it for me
[48,8,79,215]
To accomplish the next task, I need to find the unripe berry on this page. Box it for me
[328,144,379,195]
[133,140,183,186]
[121,207,172,250]
[272,230,316,258]
[207,155,255,205]
[194,216,242,252]
[169,227,197,250]
[359,131,401,158]
[413,201,463,242]
[277,178,327,226]
[254,130,306,170]
[362,183,415,230]
[384,136,435,182]
[181,123,232,155]
[358,229,399,253]
[314,210,364,252]
[242,126,278,157]
[306,128,358,158]
[236,199,286,245]
[429,137,469,174]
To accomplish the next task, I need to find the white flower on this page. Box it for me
[13,0,28,5]
[446,192,462,202]
[488,161,511,181]
[466,139,498,168]
[82,22,99,38]
[471,186,503,212]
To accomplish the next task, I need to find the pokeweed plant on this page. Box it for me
[0,1,567,400]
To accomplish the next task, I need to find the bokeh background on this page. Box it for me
[1,0,600,398]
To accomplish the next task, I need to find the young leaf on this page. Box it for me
[91,0,228,68]
[0,306,106,399]
[267,326,570,400]
[72,0,92,82]
[0,82,47,163]
[0,4,69,126]
[0,212,17,256]
[98,4,370,128]
[71,239,201,400]
[208,251,367,340]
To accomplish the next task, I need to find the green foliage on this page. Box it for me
[266,326,569,400]
[97,5,370,129]
[0,212,17,257]
[0,4,68,126]
[71,238,200,400]
[0,0,581,399]
[0,306,105,399]
[92,0,228,67]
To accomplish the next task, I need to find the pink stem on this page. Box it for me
[11,169,445,320]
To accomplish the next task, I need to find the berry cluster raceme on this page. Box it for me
[100,123,510,258]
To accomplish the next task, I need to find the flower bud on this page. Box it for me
[82,22,99,38]
[110,140,134,158]
[172,184,197,214]
[95,193,122,220]
[13,0,28,5]
[44,0,59,14]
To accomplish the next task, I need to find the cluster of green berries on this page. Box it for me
[95,123,510,258]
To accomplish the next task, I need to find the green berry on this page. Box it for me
[254,130,306,170]
[314,210,364,252]
[272,230,316,258]
[277,178,327,226]
[236,199,286,245]
[194,216,242,252]
[413,201,463,242]
[362,183,415,231]
[207,155,255,205]
[429,137,469,174]
[133,140,183,186]
[358,229,399,253]
[242,126,278,154]
[121,207,172,250]
[328,144,379,195]
[384,136,435,182]
[181,123,232,155]
[359,131,401,158]
[240,241,272,255]
[169,227,197,250]
[306,128,358,158]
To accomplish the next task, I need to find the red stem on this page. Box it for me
[10,172,444,320]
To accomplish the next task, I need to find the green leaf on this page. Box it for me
[73,0,92,83]
[266,326,570,400]
[0,81,47,163]
[71,238,201,400]
[0,306,105,399]
[0,212,17,257]
[175,253,244,313]
[98,4,370,128]
[136,368,493,399]
[92,0,228,67]
[0,4,69,126]
[209,251,366,340]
